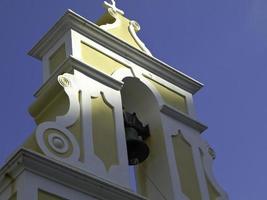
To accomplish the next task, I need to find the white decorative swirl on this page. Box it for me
[56,74,80,126]
[35,73,81,162]
[129,20,153,56]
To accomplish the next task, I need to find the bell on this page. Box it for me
[125,127,150,165]
[123,110,150,165]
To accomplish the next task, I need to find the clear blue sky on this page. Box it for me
[0,0,266,199]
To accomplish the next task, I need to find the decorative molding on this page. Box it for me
[28,63,130,188]
[80,41,127,75]
[36,122,80,162]
[160,105,207,133]
[28,9,203,94]
[208,146,216,160]
[128,20,152,56]
[171,130,202,200]
[99,11,121,31]
[71,56,123,90]
[48,133,70,154]
[29,56,123,117]
[199,142,229,200]
[35,73,81,162]
[0,149,148,200]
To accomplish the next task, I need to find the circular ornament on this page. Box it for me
[48,133,69,154]
[35,122,80,162]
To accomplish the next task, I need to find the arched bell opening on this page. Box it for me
[121,77,174,200]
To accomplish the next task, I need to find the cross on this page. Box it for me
[103,0,124,15]
[110,0,116,7]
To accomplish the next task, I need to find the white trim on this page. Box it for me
[42,30,72,82]
[199,142,229,200]
[128,20,152,56]
[0,149,148,200]
[29,56,123,112]
[28,9,203,94]
[160,105,207,133]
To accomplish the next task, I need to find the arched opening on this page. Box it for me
[121,77,174,200]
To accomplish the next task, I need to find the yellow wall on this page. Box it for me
[81,42,125,75]
[97,12,142,51]
[35,90,69,124]
[106,15,141,50]
[91,93,118,171]
[147,78,188,114]
[172,134,201,200]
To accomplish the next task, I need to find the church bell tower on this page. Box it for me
[0,1,228,200]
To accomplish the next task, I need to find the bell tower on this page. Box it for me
[0,1,228,200]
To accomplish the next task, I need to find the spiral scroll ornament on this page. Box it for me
[35,73,81,162]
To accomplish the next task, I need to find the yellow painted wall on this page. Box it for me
[97,12,142,51]
[35,90,69,124]
[49,44,66,74]
[91,94,118,171]
[23,133,43,155]
[81,42,125,75]
[147,78,188,114]
[38,190,66,200]
[172,134,201,200]
[106,15,141,49]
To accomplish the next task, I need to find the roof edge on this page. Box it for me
[28,9,203,94]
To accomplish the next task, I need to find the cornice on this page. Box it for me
[29,56,123,118]
[35,57,122,97]
[160,105,208,133]
[28,9,203,94]
[0,149,148,200]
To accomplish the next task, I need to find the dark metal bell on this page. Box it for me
[125,127,150,165]
[123,110,150,165]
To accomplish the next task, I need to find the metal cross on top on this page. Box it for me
[103,0,124,15]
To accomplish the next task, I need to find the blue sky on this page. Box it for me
[0,0,267,199]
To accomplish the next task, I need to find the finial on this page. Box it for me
[110,0,116,6]
[103,0,124,15]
